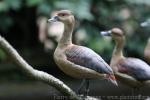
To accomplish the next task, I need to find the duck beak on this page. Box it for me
[48,16,59,22]
[100,30,112,36]
[108,75,118,86]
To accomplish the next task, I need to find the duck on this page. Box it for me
[100,28,150,92]
[47,10,117,95]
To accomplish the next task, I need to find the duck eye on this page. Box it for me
[61,14,65,16]
[58,13,68,17]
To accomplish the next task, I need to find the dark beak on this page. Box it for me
[48,16,59,22]
[100,30,112,36]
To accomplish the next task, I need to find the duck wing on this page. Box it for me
[65,45,113,75]
[118,58,150,81]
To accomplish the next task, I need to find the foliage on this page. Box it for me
[0,49,6,61]
[0,0,150,61]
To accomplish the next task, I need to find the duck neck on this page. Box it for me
[146,38,150,49]
[110,37,125,66]
[58,22,74,47]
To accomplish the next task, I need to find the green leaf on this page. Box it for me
[4,0,21,10]
[26,0,42,7]
[0,49,6,61]
[127,0,150,5]
[0,16,13,32]
[54,0,94,20]
[0,2,9,12]
[37,2,51,16]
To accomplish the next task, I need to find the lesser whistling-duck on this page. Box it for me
[101,28,150,90]
[48,10,117,95]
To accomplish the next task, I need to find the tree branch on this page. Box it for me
[0,35,81,100]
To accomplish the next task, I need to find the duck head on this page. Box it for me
[48,10,75,26]
[100,28,125,41]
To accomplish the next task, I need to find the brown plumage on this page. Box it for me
[101,28,150,89]
[144,38,150,64]
[48,10,117,89]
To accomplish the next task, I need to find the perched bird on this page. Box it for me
[100,28,150,93]
[48,10,117,95]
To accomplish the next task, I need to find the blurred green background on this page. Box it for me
[0,0,150,100]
